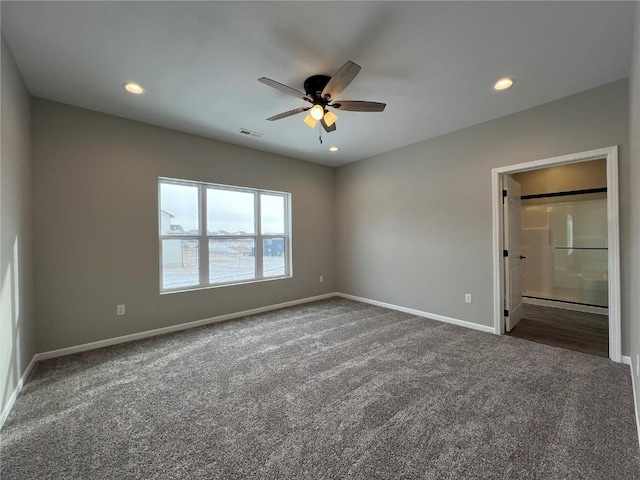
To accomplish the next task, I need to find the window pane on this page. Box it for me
[263,238,286,277]
[207,189,255,235]
[160,183,200,235]
[162,239,200,289]
[209,239,256,284]
[261,194,285,235]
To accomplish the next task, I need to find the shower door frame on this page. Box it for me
[491,146,621,362]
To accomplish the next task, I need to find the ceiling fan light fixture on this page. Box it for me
[304,113,317,128]
[324,110,338,127]
[310,104,324,120]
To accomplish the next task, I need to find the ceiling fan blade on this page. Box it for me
[266,107,309,121]
[321,118,337,133]
[321,61,361,100]
[259,77,311,102]
[332,101,386,112]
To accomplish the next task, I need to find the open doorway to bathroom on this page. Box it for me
[508,159,608,357]
[492,146,621,363]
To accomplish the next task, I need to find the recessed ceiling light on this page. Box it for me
[494,77,515,91]
[123,82,145,94]
[329,146,339,152]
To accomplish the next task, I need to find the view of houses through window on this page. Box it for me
[159,178,291,291]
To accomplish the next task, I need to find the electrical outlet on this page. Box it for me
[465,293,472,304]
[117,304,125,316]
[319,276,324,283]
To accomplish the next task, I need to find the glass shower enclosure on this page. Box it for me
[521,196,608,308]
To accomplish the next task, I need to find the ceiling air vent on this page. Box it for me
[238,128,263,138]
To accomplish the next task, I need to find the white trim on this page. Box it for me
[1,293,336,429]
[2,293,633,437]
[522,297,608,316]
[630,360,640,454]
[336,293,495,334]
[0,356,38,430]
[35,293,337,361]
[492,146,622,362]
[605,148,622,363]
[158,177,293,294]
[492,168,503,335]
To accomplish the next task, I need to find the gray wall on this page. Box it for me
[1,37,35,416]
[628,2,640,432]
[335,80,632,353]
[32,99,335,352]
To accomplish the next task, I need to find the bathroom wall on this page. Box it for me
[513,158,606,196]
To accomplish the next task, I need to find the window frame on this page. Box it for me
[158,177,292,293]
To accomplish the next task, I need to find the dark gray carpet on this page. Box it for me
[1,298,639,479]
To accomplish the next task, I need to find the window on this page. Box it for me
[159,178,291,292]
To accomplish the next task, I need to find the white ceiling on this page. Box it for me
[1,1,636,167]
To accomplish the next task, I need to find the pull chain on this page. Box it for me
[318,122,323,144]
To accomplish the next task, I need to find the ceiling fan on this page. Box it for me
[258,60,386,133]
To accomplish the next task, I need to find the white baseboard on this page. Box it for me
[35,292,493,365]
[35,293,338,362]
[630,360,640,455]
[1,293,337,431]
[523,297,608,316]
[0,356,38,430]
[336,293,496,334]
[5,291,635,449]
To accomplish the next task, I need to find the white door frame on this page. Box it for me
[491,146,621,362]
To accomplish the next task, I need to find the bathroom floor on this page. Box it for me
[508,304,608,358]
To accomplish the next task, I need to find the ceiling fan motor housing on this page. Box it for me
[304,75,331,101]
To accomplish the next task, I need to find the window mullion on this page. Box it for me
[284,194,291,276]
[255,192,263,279]
[199,185,208,286]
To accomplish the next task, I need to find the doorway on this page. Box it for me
[491,146,621,362]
